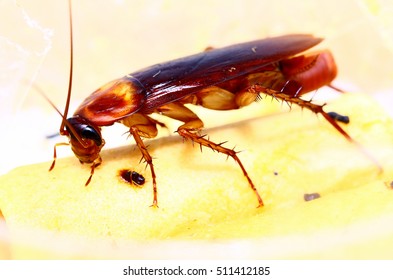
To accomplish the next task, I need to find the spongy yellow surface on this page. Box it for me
[1,93,393,259]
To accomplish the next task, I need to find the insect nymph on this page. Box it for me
[48,3,356,208]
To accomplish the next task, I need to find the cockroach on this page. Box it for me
[44,1,376,208]
[119,169,145,186]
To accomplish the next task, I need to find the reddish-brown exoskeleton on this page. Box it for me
[48,2,361,208]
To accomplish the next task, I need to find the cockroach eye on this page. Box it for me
[80,126,102,146]
[66,117,102,146]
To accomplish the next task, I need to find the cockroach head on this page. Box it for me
[63,115,105,165]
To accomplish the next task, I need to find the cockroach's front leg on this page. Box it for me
[49,142,69,171]
[49,141,102,186]
[85,156,102,186]
[157,102,264,207]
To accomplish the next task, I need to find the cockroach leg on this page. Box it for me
[251,84,352,138]
[85,156,102,186]
[129,127,158,207]
[249,84,382,172]
[49,142,70,171]
[157,102,263,207]
[177,128,264,207]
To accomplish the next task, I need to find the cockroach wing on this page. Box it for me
[74,76,146,126]
[133,34,323,113]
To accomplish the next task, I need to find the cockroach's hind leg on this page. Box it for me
[251,84,382,172]
[319,110,382,172]
[318,107,382,173]
[177,128,264,207]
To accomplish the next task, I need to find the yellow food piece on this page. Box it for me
[0,93,393,259]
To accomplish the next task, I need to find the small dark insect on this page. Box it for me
[327,111,350,124]
[41,1,378,208]
[304,193,321,201]
[119,169,145,186]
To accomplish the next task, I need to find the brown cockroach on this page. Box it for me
[45,1,370,208]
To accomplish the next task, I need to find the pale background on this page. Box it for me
[1,0,393,174]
